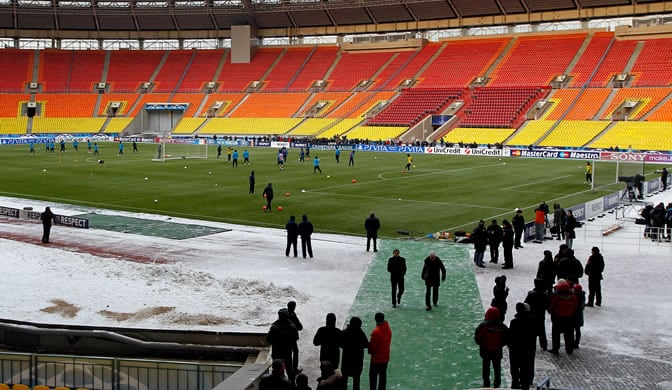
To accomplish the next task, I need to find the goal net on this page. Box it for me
[592,159,644,192]
[152,139,209,161]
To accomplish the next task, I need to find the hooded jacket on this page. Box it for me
[474,307,509,358]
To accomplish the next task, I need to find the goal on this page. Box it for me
[592,159,645,192]
[152,139,209,161]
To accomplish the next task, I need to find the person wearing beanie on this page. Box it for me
[368,312,392,390]
[267,308,300,384]
[474,307,509,388]
[341,317,368,390]
[472,220,488,268]
[512,208,525,249]
[525,278,550,351]
[364,211,381,252]
[313,313,343,369]
[487,219,503,264]
[508,302,537,390]
[547,280,579,355]
[585,246,605,307]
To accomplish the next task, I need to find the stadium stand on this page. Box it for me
[568,32,613,87]
[287,46,339,91]
[0,49,34,93]
[172,117,206,134]
[417,38,509,88]
[217,47,284,92]
[372,51,415,90]
[299,92,351,117]
[646,96,672,121]
[68,50,106,93]
[326,51,395,91]
[489,34,586,86]
[443,127,516,145]
[545,89,581,120]
[588,40,637,87]
[290,118,339,136]
[178,49,226,92]
[35,94,97,117]
[563,88,612,120]
[32,118,106,134]
[153,50,194,93]
[230,93,310,118]
[106,50,165,92]
[0,94,29,117]
[383,43,442,90]
[0,118,28,134]
[104,118,133,134]
[599,87,671,120]
[345,125,408,142]
[506,120,556,146]
[630,38,672,87]
[263,47,312,91]
[368,88,462,126]
[38,50,73,92]
[97,94,136,117]
[198,118,302,135]
[538,120,610,147]
[589,121,672,150]
[317,119,363,139]
[128,94,172,117]
[202,93,246,117]
[328,91,396,119]
[460,86,550,128]
[170,93,207,117]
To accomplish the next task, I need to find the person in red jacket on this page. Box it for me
[533,204,546,243]
[547,279,579,355]
[368,312,392,390]
[474,307,509,388]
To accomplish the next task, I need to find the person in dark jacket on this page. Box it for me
[651,202,667,240]
[475,307,508,389]
[512,208,525,249]
[547,280,579,355]
[295,373,312,390]
[341,316,368,390]
[364,211,381,252]
[259,359,292,390]
[501,219,514,269]
[536,250,556,294]
[661,167,669,191]
[316,360,346,390]
[40,206,55,243]
[287,301,303,374]
[298,214,314,259]
[525,278,550,351]
[421,252,446,311]
[493,275,509,322]
[472,220,488,268]
[313,313,343,368]
[555,245,584,285]
[267,308,299,384]
[248,171,255,194]
[487,219,503,263]
[387,249,407,308]
[564,210,577,249]
[262,183,274,212]
[286,215,299,257]
[552,203,566,240]
[585,246,605,307]
[508,302,537,390]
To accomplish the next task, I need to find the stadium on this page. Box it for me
[1,0,672,389]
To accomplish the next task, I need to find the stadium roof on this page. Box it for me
[0,0,671,39]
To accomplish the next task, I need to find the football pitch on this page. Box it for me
[0,143,655,237]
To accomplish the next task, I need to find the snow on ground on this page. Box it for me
[1,193,671,385]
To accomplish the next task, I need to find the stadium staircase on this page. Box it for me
[284,46,317,90]
[594,89,620,119]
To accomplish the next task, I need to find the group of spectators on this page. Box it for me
[263,304,391,390]
[639,202,672,241]
[475,244,605,389]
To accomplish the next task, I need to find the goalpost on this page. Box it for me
[152,138,209,162]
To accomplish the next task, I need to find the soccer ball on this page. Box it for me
[208,171,212,175]
[153,199,158,203]
[277,206,283,211]
[144,177,148,181]
[327,175,331,178]
[262,205,267,210]
[351,179,357,183]
[285,192,291,197]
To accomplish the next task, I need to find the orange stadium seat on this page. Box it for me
[230,93,310,118]
[588,40,637,87]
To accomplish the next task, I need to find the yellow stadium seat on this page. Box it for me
[12,384,30,390]
[55,387,71,390]
[33,386,50,390]
[0,384,10,390]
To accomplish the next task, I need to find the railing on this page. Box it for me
[0,352,240,390]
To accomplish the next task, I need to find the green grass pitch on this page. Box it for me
[0,143,655,237]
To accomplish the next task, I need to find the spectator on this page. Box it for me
[316,360,346,390]
[295,372,312,390]
[533,205,545,243]
[368,312,392,390]
[313,313,343,368]
[472,220,488,268]
[40,206,55,244]
[492,275,509,322]
[287,301,303,374]
[573,284,586,349]
[661,167,669,191]
[552,203,566,241]
[501,219,514,269]
[512,208,525,249]
[267,309,299,384]
[286,216,299,257]
[387,249,407,308]
[298,214,314,259]
[508,303,537,390]
[341,317,368,390]
[555,245,583,285]
[421,252,446,311]
[259,359,292,390]
[585,247,605,307]
[564,210,577,248]
[474,307,508,389]
[364,212,381,252]
[487,219,503,264]
[547,280,579,355]
[536,250,556,294]
[525,278,550,351]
